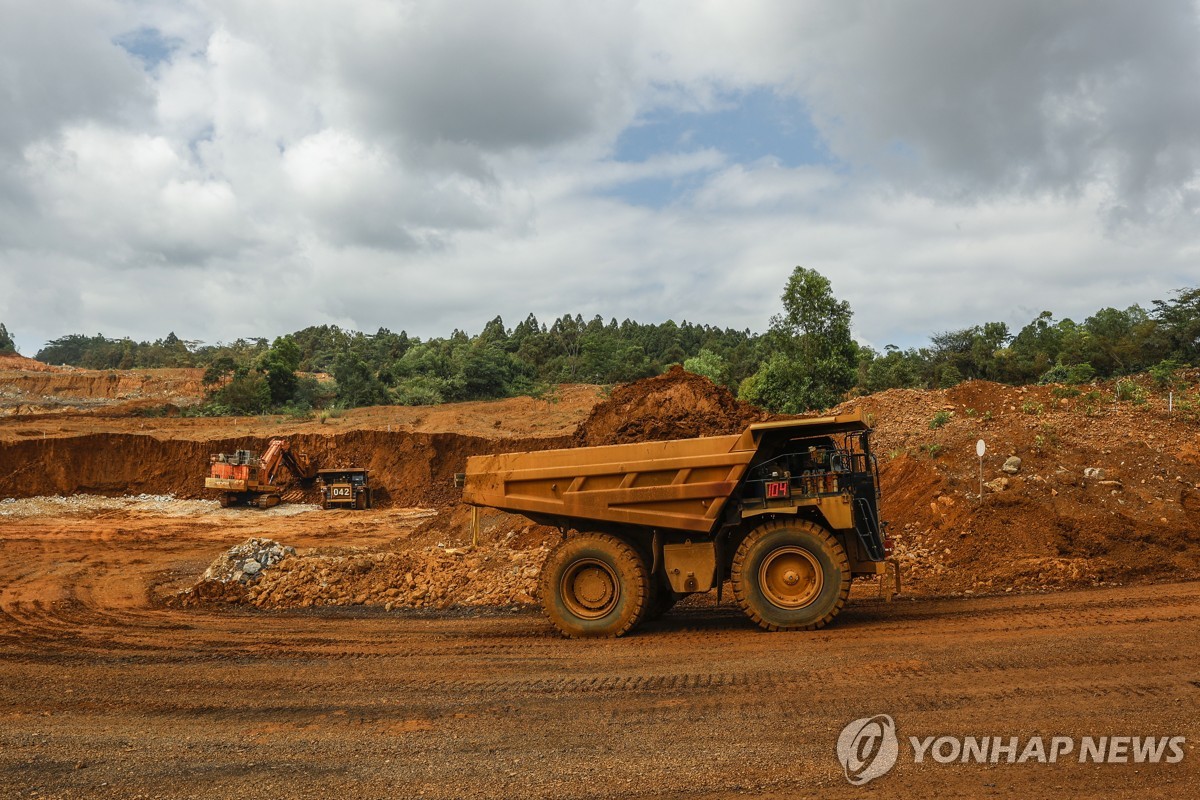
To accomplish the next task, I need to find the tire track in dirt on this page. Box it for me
[1,504,1198,798]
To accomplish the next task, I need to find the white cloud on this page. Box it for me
[23,124,243,263]
[0,0,1197,356]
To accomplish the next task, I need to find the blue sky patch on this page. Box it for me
[605,88,832,207]
[115,27,179,69]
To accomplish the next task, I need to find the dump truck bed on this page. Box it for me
[460,412,869,535]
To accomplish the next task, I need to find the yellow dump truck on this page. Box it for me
[459,410,895,638]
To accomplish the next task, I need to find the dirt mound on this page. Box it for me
[0,354,62,372]
[574,366,769,446]
[838,378,1200,595]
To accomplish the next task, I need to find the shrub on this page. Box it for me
[1066,363,1096,384]
[392,376,447,406]
[211,372,271,415]
[1149,359,1181,389]
[1039,362,1096,386]
[929,411,953,429]
[1115,379,1147,404]
[280,404,314,421]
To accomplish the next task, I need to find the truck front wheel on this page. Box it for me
[540,533,649,638]
[731,520,850,631]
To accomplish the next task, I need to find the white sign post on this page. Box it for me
[976,439,986,504]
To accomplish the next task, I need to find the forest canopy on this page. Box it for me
[21,279,1199,415]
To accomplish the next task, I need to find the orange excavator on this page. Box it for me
[204,439,317,508]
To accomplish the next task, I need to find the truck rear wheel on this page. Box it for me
[540,533,649,638]
[731,520,850,631]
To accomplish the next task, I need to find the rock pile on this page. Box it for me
[173,536,552,611]
[243,542,550,610]
[201,538,296,584]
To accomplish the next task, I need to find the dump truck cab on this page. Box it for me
[317,468,372,510]
[737,417,887,572]
[460,409,895,638]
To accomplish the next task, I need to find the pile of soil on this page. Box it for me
[0,353,62,372]
[838,378,1200,595]
[574,366,769,446]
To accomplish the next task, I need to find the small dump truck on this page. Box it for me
[459,410,895,638]
[317,468,372,509]
[205,438,317,508]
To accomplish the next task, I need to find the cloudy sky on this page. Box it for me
[2,0,1199,354]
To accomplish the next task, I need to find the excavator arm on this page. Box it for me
[279,447,317,482]
[260,439,317,486]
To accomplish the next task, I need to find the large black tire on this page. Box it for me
[539,533,649,638]
[731,520,850,631]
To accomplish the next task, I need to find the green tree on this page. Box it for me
[857,344,926,392]
[455,341,515,399]
[1151,287,1200,364]
[212,372,271,415]
[260,335,301,405]
[741,267,857,412]
[0,323,15,354]
[334,353,388,407]
[683,348,727,384]
[202,355,238,388]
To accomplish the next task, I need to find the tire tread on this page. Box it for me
[539,533,649,639]
[730,519,850,631]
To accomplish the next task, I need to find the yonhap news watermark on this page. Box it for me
[836,714,1188,786]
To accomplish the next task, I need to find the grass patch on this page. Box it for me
[929,411,953,429]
